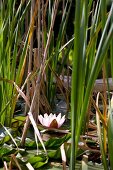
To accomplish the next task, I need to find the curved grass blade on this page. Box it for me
[108,95,113,170]
[96,92,108,170]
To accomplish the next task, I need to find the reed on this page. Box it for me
[0,0,31,126]
[70,0,113,169]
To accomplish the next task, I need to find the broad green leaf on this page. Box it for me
[0,135,10,145]
[0,145,16,157]
[44,133,71,149]
[28,154,48,169]
[48,149,61,159]
[11,116,26,129]
[25,133,71,149]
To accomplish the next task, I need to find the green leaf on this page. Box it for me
[0,145,16,157]
[44,133,71,149]
[25,138,37,148]
[25,133,71,150]
[48,149,61,159]
[28,154,48,169]
[11,116,26,129]
[0,135,10,145]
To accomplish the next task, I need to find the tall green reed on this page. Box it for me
[70,0,113,169]
[0,0,31,126]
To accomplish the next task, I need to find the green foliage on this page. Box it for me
[0,121,70,169]
[28,154,48,169]
[0,0,31,126]
[71,0,113,169]
[1,0,113,169]
[25,133,71,149]
[44,133,71,149]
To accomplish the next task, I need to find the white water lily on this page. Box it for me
[38,113,65,128]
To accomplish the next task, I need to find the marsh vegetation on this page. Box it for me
[0,0,113,169]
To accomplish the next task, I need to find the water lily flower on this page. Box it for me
[38,113,65,128]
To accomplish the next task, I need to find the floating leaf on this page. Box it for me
[44,133,71,149]
[0,135,11,145]
[25,131,70,150]
[28,154,48,169]
[48,149,61,159]
[25,138,37,148]
[0,145,16,157]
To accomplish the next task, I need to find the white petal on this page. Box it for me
[49,113,55,124]
[47,113,53,125]
[49,113,53,119]
[44,113,48,119]
[58,115,65,128]
[44,113,50,126]
[43,116,50,127]
[53,114,56,119]
[56,113,61,123]
[38,114,49,127]
[38,115,44,125]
